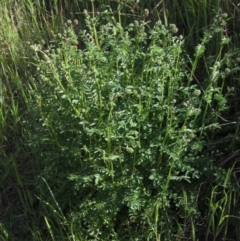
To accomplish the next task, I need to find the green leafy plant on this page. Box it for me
[26,9,240,240]
[1,0,240,240]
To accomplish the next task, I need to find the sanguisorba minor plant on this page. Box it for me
[27,8,239,241]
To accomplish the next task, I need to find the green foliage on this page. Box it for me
[25,9,240,240]
[1,0,240,240]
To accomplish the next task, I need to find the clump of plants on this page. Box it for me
[27,9,239,240]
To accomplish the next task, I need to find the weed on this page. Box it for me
[26,8,240,240]
[1,1,240,240]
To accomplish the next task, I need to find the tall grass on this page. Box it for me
[0,0,69,240]
[1,0,240,240]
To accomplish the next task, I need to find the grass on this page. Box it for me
[1,0,240,240]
